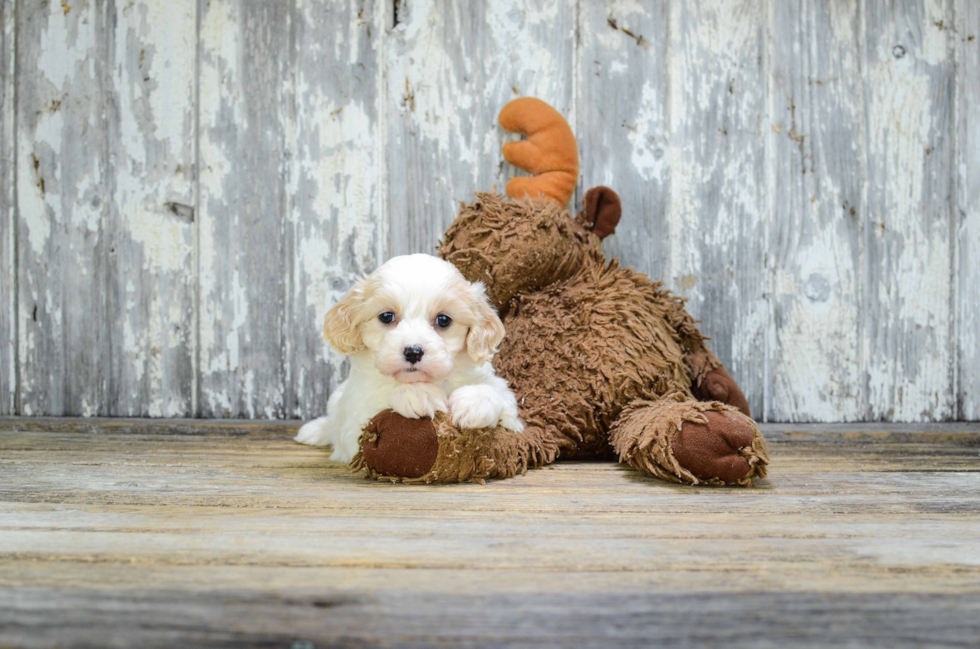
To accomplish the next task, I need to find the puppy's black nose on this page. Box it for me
[403,345,424,365]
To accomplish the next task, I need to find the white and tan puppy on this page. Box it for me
[295,254,523,462]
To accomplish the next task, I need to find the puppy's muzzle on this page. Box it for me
[403,345,424,365]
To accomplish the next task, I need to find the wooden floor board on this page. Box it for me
[1,419,979,647]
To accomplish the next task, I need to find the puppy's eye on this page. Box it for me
[435,314,452,328]
[378,312,395,324]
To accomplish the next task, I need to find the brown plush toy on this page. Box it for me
[351,98,769,486]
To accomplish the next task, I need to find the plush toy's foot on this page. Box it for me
[671,410,768,484]
[355,410,440,479]
[350,410,557,484]
[609,394,769,486]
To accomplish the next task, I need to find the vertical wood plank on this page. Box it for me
[577,1,670,280]
[667,0,768,419]
[16,1,109,416]
[0,0,14,414]
[386,0,576,256]
[956,0,979,420]
[284,0,386,419]
[864,0,955,421]
[106,0,197,416]
[198,0,289,418]
[767,0,865,421]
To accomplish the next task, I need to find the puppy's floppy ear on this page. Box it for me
[323,277,371,355]
[465,281,506,364]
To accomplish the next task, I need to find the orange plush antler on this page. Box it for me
[499,98,579,207]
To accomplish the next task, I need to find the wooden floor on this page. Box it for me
[1,419,979,648]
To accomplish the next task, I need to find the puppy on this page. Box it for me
[295,254,523,462]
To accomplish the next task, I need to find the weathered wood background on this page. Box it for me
[0,0,976,422]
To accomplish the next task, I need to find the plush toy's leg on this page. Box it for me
[350,410,559,484]
[689,364,751,417]
[608,394,769,486]
[654,286,752,417]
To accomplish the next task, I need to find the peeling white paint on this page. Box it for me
[767,0,866,422]
[108,0,196,417]
[627,81,668,182]
[865,0,954,421]
[37,10,90,85]
[386,0,576,257]
[390,0,474,162]
[198,0,246,414]
[667,0,768,418]
[956,0,980,419]
[1,0,11,415]
[4,0,972,422]
[15,1,109,415]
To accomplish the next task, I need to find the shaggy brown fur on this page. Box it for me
[351,189,769,486]
[352,411,557,485]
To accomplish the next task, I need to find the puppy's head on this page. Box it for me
[323,254,504,383]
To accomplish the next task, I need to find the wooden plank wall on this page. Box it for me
[1,0,14,416]
[0,0,976,422]
[958,0,980,421]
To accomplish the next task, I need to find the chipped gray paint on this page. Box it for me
[956,0,979,420]
[386,0,576,256]
[578,1,671,281]
[1,0,975,422]
[198,0,291,418]
[864,0,955,421]
[106,0,197,416]
[768,0,865,422]
[666,0,769,420]
[16,1,110,416]
[1,0,14,415]
[284,0,386,419]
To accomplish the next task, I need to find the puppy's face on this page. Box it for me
[323,254,504,383]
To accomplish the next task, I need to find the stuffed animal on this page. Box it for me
[350,98,769,486]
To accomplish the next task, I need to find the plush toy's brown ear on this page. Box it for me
[582,186,622,239]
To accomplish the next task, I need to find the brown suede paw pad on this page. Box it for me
[671,410,763,484]
[359,410,439,479]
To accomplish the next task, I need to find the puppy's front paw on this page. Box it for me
[499,409,525,433]
[389,383,449,419]
[449,384,504,429]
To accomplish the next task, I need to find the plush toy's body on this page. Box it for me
[351,99,769,486]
